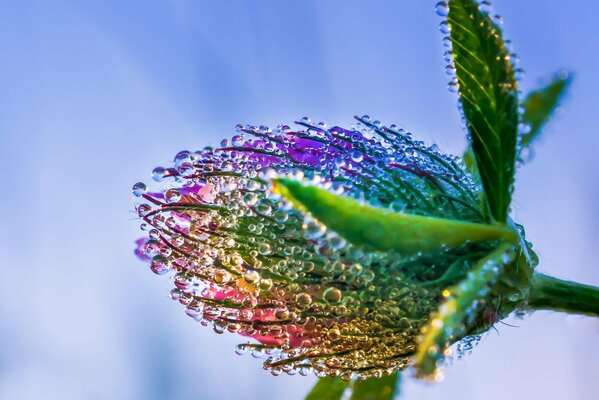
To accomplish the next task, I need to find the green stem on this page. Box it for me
[529,273,599,317]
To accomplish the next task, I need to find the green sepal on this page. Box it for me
[520,72,572,152]
[448,0,519,223]
[305,377,349,400]
[273,179,516,255]
[414,243,516,378]
[351,373,399,400]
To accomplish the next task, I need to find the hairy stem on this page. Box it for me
[529,273,599,317]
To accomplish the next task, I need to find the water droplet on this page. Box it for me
[295,293,312,308]
[132,182,147,197]
[235,344,248,355]
[244,270,260,284]
[323,287,343,304]
[478,1,492,14]
[439,21,451,34]
[304,221,325,240]
[445,64,456,76]
[152,167,166,182]
[350,150,363,162]
[274,308,289,320]
[435,2,448,17]
[518,122,531,135]
[258,243,272,255]
[327,328,341,341]
[508,292,520,302]
[150,255,171,275]
[448,79,459,93]
[165,189,181,203]
[273,208,289,223]
[232,135,245,147]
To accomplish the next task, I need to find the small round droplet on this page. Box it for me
[232,135,245,147]
[350,150,363,163]
[295,293,312,308]
[435,1,448,16]
[152,167,166,182]
[323,287,343,304]
[132,182,147,197]
[448,80,459,93]
[235,344,248,355]
[150,255,171,275]
[478,1,492,14]
[243,270,260,284]
[508,292,520,302]
[439,21,450,34]
[165,189,181,203]
[258,243,272,255]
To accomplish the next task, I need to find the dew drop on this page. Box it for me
[165,189,181,203]
[132,182,147,197]
[258,243,272,256]
[350,150,363,163]
[478,1,492,14]
[244,270,261,284]
[232,135,245,147]
[448,79,459,93]
[439,21,451,34]
[235,344,248,355]
[508,292,520,302]
[435,1,448,16]
[323,287,343,304]
[295,293,312,308]
[150,255,171,275]
[152,167,166,182]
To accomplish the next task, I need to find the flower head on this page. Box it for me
[133,116,510,379]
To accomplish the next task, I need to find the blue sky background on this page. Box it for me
[1,1,598,399]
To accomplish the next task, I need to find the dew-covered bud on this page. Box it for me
[132,117,528,379]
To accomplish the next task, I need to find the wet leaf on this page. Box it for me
[305,377,349,400]
[273,179,516,255]
[521,72,572,150]
[415,243,516,377]
[448,0,519,223]
[351,373,399,400]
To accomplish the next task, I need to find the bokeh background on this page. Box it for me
[1,1,598,399]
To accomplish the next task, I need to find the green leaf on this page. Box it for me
[414,243,516,378]
[305,377,349,400]
[350,373,400,400]
[448,0,519,223]
[273,179,516,255]
[520,72,572,150]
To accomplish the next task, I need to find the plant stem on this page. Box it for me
[528,273,599,317]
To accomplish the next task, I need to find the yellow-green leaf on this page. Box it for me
[521,72,572,150]
[305,377,349,400]
[273,179,516,255]
[415,243,516,377]
[350,373,399,400]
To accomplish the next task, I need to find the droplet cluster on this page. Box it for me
[133,116,494,379]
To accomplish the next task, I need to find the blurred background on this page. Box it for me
[1,1,598,399]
